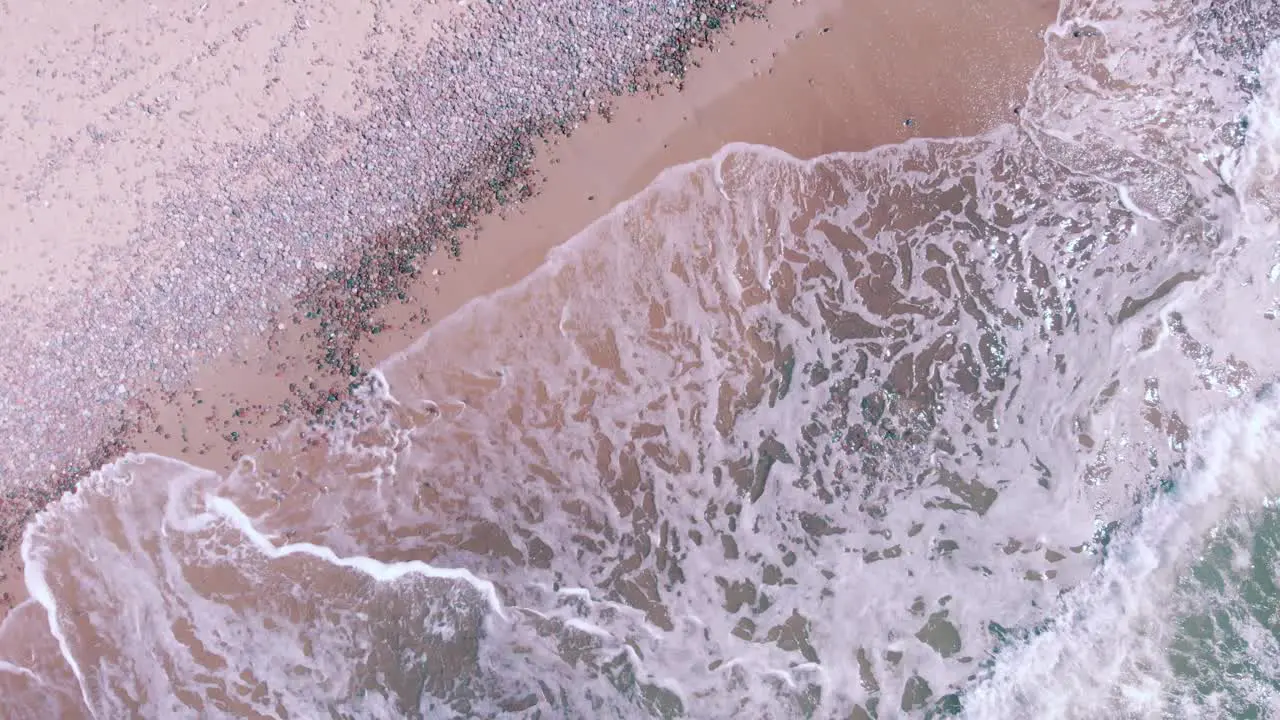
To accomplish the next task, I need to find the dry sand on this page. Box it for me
[0,0,1056,662]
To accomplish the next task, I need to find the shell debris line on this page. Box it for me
[0,0,766,552]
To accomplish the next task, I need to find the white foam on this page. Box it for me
[204,493,509,620]
[0,659,42,684]
[964,395,1280,718]
[562,617,612,638]
[7,2,1274,715]
[1234,41,1280,222]
[20,524,93,718]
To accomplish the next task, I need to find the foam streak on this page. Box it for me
[20,528,95,719]
[204,494,509,620]
[0,659,42,684]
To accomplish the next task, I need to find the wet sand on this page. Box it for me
[0,0,1055,643]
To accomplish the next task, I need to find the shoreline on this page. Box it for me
[0,0,764,543]
[0,0,1055,633]
[0,0,766,558]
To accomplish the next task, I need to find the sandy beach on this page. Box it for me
[0,0,1055,690]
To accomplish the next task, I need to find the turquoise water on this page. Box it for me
[1170,503,1280,716]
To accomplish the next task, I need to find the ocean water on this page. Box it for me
[4,0,1280,717]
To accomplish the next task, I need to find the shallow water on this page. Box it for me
[4,0,1280,717]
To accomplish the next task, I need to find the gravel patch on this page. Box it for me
[0,0,766,550]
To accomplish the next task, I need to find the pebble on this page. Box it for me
[0,0,767,549]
